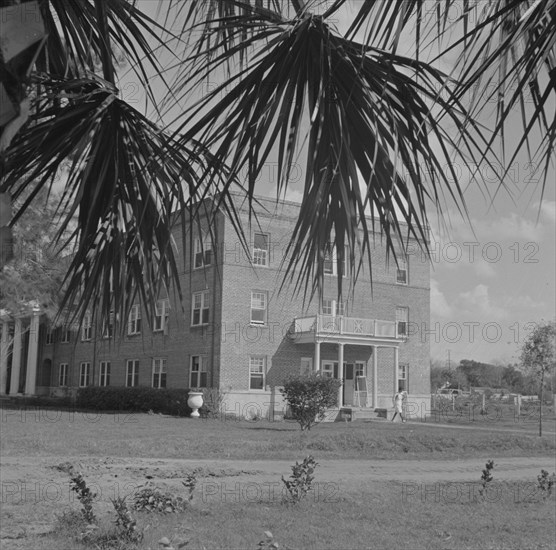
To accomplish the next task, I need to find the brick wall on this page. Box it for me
[39,194,430,417]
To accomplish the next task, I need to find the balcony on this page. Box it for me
[292,314,402,345]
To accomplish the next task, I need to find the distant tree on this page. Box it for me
[501,365,524,393]
[520,322,556,437]
[280,374,342,431]
[0,190,70,318]
[457,360,504,389]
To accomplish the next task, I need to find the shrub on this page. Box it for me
[69,471,97,524]
[112,497,143,543]
[280,374,341,431]
[76,386,193,416]
[281,455,318,504]
[133,485,188,514]
[537,469,556,499]
[479,459,495,499]
[200,387,227,418]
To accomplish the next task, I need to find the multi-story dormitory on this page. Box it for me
[0,194,431,420]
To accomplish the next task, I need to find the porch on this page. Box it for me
[291,313,404,409]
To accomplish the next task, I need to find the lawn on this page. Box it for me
[1,405,555,460]
[12,480,556,550]
[1,407,555,550]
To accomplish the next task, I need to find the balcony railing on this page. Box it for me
[293,314,398,339]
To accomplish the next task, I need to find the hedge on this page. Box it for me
[76,386,193,416]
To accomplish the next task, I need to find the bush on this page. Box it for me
[76,386,193,416]
[281,455,318,503]
[280,374,342,431]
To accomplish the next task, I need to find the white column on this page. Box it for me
[372,345,378,408]
[24,306,41,395]
[337,343,344,408]
[393,346,399,394]
[9,318,22,394]
[314,340,320,373]
[0,320,9,395]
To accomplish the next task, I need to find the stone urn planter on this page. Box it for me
[187,391,204,418]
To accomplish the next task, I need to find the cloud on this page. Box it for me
[433,210,544,244]
[538,201,556,225]
[456,284,507,319]
[431,278,453,318]
[474,260,497,279]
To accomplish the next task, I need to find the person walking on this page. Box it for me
[392,389,406,422]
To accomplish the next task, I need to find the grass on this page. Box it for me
[2,406,555,549]
[1,406,555,460]
[40,482,556,550]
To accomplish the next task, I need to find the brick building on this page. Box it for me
[0,194,431,419]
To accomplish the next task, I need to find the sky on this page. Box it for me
[117,2,556,366]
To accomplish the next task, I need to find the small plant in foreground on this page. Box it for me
[537,469,556,499]
[281,455,318,503]
[133,484,189,513]
[69,471,97,524]
[112,497,143,543]
[478,459,495,498]
[181,472,197,502]
[258,530,279,549]
[158,535,190,549]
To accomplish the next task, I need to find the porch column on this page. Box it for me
[24,306,40,395]
[372,345,378,408]
[9,318,22,394]
[337,342,344,408]
[393,346,399,394]
[0,320,9,394]
[314,340,321,373]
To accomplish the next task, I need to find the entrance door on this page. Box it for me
[321,361,355,406]
[343,363,355,406]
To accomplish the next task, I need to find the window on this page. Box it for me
[398,363,408,392]
[322,299,345,316]
[82,314,92,341]
[79,362,91,387]
[191,291,210,326]
[152,358,167,388]
[45,327,54,345]
[154,299,169,332]
[300,357,313,376]
[355,361,366,378]
[396,307,409,338]
[250,291,267,325]
[127,305,141,335]
[59,363,68,386]
[396,256,408,285]
[321,361,335,378]
[253,233,269,266]
[102,312,114,339]
[323,243,347,277]
[99,361,111,386]
[61,326,71,343]
[126,360,139,387]
[190,356,208,388]
[249,356,265,390]
[194,234,213,269]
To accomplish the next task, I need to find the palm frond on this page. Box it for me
[172,14,492,301]
[447,0,556,199]
[1,76,233,329]
[36,0,176,107]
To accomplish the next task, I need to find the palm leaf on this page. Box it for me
[1,75,233,330]
[171,13,492,301]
